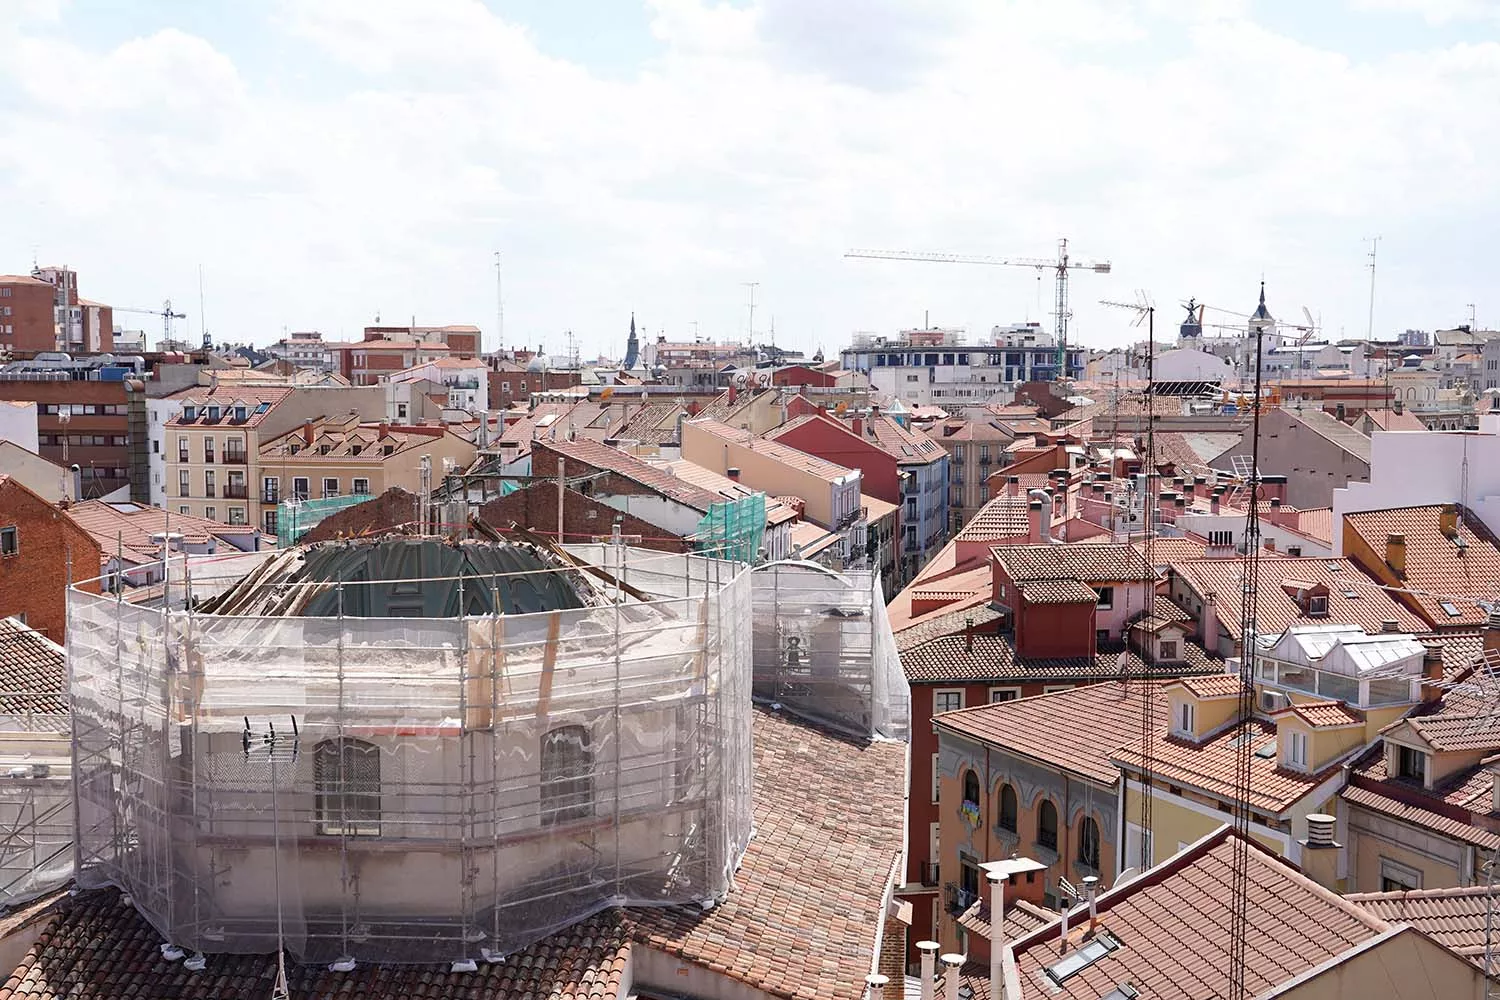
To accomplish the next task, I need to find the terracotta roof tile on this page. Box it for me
[1017,579,1099,604]
[1407,713,1500,752]
[993,543,1152,585]
[1113,719,1343,814]
[1275,699,1366,728]
[1296,506,1335,545]
[689,419,857,484]
[632,709,906,1000]
[1173,556,1426,640]
[955,897,1055,943]
[1009,830,1388,999]
[902,634,1220,684]
[934,681,1171,784]
[1344,505,1500,626]
[1341,783,1500,850]
[538,438,723,511]
[0,893,631,1000]
[1345,885,1498,961]
[0,618,66,718]
[1173,673,1243,699]
[894,605,1002,653]
[953,496,1029,542]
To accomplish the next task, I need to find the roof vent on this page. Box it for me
[1306,813,1336,847]
[451,959,479,974]
[1381,619,1400,633]
[329,957,357,973]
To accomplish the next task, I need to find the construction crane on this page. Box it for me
[115,300,187,351]
[845,238,1111,378]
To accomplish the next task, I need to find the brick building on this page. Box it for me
[0,267,113,354]
[0,476,101,642]
[0,376,138,500]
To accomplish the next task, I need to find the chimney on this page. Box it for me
[1028,500,1044,543]
[1007,475,1020,498]
[1298,813,1341,889]
[917,941,940,1000]
[1393,398,1404,415]
[941,954,964,1000]
[378,422,389,438]
[1335,402,1347,421]
[1083,875,1101,929]
[1385,533,1407,579]
[1201,591,1218,651]
[965,617,975,654]
[865,974,888,1000]
[1484,606,1500,660]
[851,415,863,437]
[728,384,738,404]
[1210,491,1220,515]
[988,871,1005,1000]
[302,419,314,446]
[1440,503,1458,539]
[1381,619,1399,633]
[1422,641,1444,705]
[727,467,741,482]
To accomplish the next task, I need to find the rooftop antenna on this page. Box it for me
[1470,303,1479,331]
[493,251,504,355]
[742,281,759,344]
[1365,235,1382,341]
[198,264,209,351]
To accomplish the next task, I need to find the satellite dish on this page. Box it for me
[1113,867,1139,888]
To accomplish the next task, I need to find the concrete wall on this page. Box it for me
[0,401,38,453]
[1215,409,1370,511]
[1346,805,1471,892]
[1274,927,1482,1000]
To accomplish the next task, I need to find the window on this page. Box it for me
[182,405,196,421]
[314,737,381,836]
[932,753,941,803]
[1043,930,1122,986]
[1307,594,1328,617]
[292,477,309,501]
[1440,600,1462,617]
[352,478,371,496]
[204,470,215,497]
[1159,639,1179,660]
[0,526,15,557]
[322,478,340,498]
[1093,586,1114,609]
[263,477,280,504]
[178,471,190,497]
[990,687,1020,703]
[998,783,1018,833]
[204,506,216,521]
[264,510,278,534]
[204,437,214,462]
[177,436,188,462]
[1397,745,1426,783]
[1287,730,1308,769]
[1043,684,1071,694]
[1379,857,1423,892]
[1175,700,1195,736]
[1286,545,1302,557]
[228,507,247,526]
[934,689,965,715]
[1037,800,1059,851]
[178,506,190,516]
[1079,816,1101,870]
[540,725,593,825]
[953,445,965,462]
[962,769,980,816]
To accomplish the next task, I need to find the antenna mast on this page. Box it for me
[1365,236,1381,341]
[1136,303,1157,870]
[742,282,759,344]
[494,251,504,355]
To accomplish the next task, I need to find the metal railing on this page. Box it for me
[920,862,940,887]
[223,483,248,500]
[223,450,247,465]
[944,882,978,915]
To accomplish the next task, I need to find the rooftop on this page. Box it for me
[1281,404,1374,463]
[1345,885,1499,963]
[1344,505,1500,627]
[994,543,1152,585]
[0,617,66,719]
[902,632,1219,685]
[934,682,1171,784]
[168,386,294,428]
[689,418,857,484]
[64,500,253,567]
[538,437,724,511]
[1008,827,1389,999]
[953,496,1030,543]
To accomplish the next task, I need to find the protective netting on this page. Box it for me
[0,769,73,907]
[68,546,753,965]
[694,494,767,565]
[277,495,374,546]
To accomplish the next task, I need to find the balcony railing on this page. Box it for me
[836,505,869,530]
[263,490,280,504]
[223,483,248,500]
[203,453,216,464]
[919,862,940,887]
[223,450,247,465]
[944,882,978,916]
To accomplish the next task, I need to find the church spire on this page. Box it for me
[624,311,641,370]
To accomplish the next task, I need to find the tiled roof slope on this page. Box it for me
[902,635,1219,684]
[538,437,722,511]
[0,617,66,718]
[953,496,1029,542]
[955,897,1056,943]
[1009,830,1388,999]
[689,419,857,484]
[1172,556,1427,639]
[1113,719,1343,814]
[993,543,1151,584]
[633,708,907,1000]
[1344,506,1500,627]
[894,604,1002,654]
[1296,506,1335,545]
[1284,405,1373,463]
[934,682,1171,784]
[1345,885,1497,962]
[0,893,631,1000]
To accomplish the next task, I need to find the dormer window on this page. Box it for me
[1173,700,1195,738]
[183,405,197,421]
[1308,594,1328,617]
[207,405,221,422]
[1285,729,1308,770]
[233,405,247,421]
[1397,745,1427,783]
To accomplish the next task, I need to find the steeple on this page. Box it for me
[1250,281,1274,326]
[624,312,640,370]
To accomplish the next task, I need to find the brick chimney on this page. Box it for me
[1027,500,1044,543]
[1440,503,1458,539]
[1385,533,1407,579]
[1007,475,1020,498]
[1200,591,1218,652]
[1422,640,1445,704]
[302,419,315,447]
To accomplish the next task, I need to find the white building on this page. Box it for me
[0,400,39,453]
[840,323,1082,406]
[387,357,489,415]
[145,394,188,508]
[1333,411,1500,552]
[264,331,333,371]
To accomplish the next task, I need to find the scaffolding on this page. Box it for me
[277,495,377,546]
[694,494,767,565]
[67,537,754,964]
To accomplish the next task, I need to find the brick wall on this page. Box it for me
[0,479,101,643]
[299,487,421,544]
[477,484,688,552]
[0,282,56,353]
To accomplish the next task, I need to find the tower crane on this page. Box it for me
[845,238,1111,379]
[114,300,187,351]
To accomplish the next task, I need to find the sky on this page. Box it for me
[2,0,1498,360]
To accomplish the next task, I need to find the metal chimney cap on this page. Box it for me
[940,954,965,969]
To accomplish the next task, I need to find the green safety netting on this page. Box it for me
[694,493,767,564]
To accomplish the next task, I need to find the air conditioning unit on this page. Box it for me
[1260,690,1288,714]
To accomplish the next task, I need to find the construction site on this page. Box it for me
[63,529,906,966]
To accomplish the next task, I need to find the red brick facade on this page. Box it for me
[477,484,688,552]
[0,379,133,498]
[0,478,102,643]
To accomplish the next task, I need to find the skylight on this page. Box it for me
[1441,601,1462,617]
[1254,741,1278,759]
[1044,929,1122,985]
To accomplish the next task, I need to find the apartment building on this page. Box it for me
[163,384,383,531]
[258,417,477,537]
[0,375,136,501]
[926,415,1015,533]
[0,476,101,642]
[0,267,113,353]
[263,331,333,371]
[387,357,489,414]
[839,325,1085,407]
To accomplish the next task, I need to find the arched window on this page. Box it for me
[962,769,980,805]
[541,725,593,825]
[1037,800,1059,851]
[1079,816,1101,870]
[997,784,1018,833]
[314,737,381,837]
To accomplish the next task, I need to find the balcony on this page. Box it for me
[223,483,248,500]
[919,861,940,887]
[204,486,216,499]
[263,490,280,505]
[836,504,868,531]
[223,449,247,465]
[203,453,216,464]
[944,882,978,916]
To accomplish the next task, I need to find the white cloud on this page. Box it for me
[1348,0,1500,24]
[0,0,1498,355]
